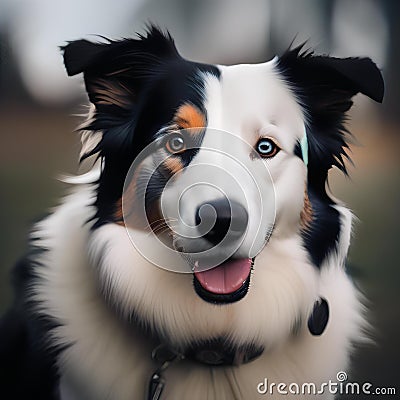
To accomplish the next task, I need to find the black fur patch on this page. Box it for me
[278,45,384,268]
[278,44,383,176]
[0,251,63,399]
[308,298,329,336]
[302,190,341,268]
[62,26,220,228]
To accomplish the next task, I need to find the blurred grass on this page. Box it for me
[0,105,79,308]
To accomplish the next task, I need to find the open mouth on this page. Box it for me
[193,258,254,304]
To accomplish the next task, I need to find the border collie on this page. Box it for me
[0,26,384,400]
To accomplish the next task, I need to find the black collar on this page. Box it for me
[152,338,264,367]
[148,340,264,400]
[185,338,264,366]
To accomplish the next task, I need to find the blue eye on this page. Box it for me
[256,138,280,158]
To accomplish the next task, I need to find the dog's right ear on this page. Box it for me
[61,26,179,115]
[61,26,180,160]
[62,39,109,77]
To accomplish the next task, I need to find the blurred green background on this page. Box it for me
[0,0,399,397]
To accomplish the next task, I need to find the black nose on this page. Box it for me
[195,198,248,245]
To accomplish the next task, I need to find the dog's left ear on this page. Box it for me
[310,56,384,104]
[277,46,384,176]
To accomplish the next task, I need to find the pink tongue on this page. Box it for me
[194,258,252,294]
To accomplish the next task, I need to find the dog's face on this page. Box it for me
[63,27,383,350]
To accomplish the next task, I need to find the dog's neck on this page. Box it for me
[147,340,264,400]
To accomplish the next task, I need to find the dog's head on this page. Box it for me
[63,26,383,350]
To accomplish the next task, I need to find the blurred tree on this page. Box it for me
[382,0,400,123]
[0,29,31,105]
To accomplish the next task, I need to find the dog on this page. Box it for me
[0,26,384,399]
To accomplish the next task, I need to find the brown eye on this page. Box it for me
[256,138,280,158]
[165,133,186,154]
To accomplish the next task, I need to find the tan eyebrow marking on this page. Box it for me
[174,103,206,130]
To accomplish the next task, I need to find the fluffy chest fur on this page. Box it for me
[33,184,361,400]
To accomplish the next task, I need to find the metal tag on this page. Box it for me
[148,370,165,400]
[147,345,184,400]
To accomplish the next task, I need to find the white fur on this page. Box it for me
[30,185,363,400]
[29,61,365,399]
